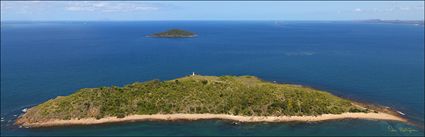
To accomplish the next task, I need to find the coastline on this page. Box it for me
[18,112,406,128]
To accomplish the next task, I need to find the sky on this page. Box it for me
[1,1,424,21]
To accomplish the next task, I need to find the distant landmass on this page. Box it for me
[147,29,196,38]
[361,19,424,26]
[16,75,405,127]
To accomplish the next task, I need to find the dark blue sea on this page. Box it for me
[1,21,424,136]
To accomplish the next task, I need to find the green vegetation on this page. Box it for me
[18,75,370,123]
[148,29,196,38]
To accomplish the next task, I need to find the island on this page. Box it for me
[16,75,406,127]
[147,29,196,38]
[361,19,424,26]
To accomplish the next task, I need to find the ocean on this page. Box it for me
[1,21,424,136]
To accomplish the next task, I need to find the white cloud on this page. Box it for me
[352,4,424,13]
[1,1,47,14]
[398,6,411,11]
[65,2,159,12]
[353,8,363,12]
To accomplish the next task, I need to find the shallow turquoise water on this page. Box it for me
[2,120,424,136]
[1,21,424,136]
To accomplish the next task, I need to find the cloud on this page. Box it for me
[353,8,363,12]
[352,4,424,13]
[64,2,159,12]
[1,1,49,14]
[398,6,411,11]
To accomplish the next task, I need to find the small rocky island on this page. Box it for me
[147,29,196,38]
[16,75,405,127]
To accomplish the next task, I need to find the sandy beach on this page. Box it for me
[19,112,406,128]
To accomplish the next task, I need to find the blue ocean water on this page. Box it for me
[1,21,424,136]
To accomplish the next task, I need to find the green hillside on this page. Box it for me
[17,75,370,123]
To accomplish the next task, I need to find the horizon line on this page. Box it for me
[2,19,424,22]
